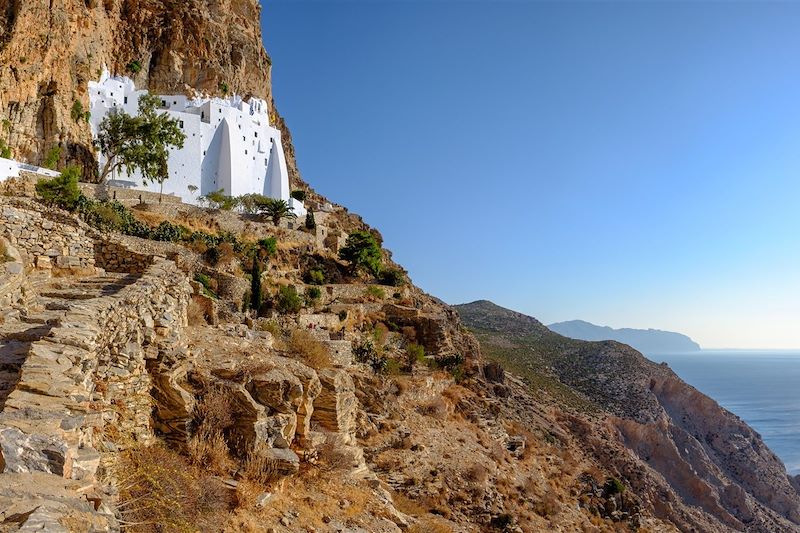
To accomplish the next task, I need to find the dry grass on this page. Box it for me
[418,396,450,420]
[115,443,234,532]
[464,462,490,484]
[193,386,235,435]
[188,429,234,476]
[188,386,236,476]
[255,318,281,336]
[286,329,332,370]
[407,519,455,533]
[242,443,282,485]
[317,441,354,473]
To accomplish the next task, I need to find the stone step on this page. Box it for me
[0,325,52,343]
[39,290,101,301]
[19,312,63,326]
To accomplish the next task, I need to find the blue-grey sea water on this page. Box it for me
[649,350,800,475]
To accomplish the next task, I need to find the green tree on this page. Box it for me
[291,189,306,202]
[257,198,297,226]
[201,189,239,210]
[42,145,61,170]
[339,230,382,277]
[35,166,82,211]
[305,210,316,230]
[95,94,185,198]
[0,139,11,159]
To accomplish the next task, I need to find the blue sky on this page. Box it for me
[261,1,800,349]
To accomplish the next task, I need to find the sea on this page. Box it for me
[648,350,800,475]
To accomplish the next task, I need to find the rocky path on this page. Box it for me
[0,273,140,411]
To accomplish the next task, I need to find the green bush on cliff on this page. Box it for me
[339,230,382,277]
[0,139,11,159]
[35,166,82,211]
[276,285,302,314]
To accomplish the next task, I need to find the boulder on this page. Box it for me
[312,369,358,445]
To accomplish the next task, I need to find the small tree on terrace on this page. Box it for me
[257,198,297,227]
[339,230,382,277]
[95,94,185,199]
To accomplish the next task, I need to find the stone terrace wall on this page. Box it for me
[94,239,154,274]
[0,198,96,272]
[0,238,30,313]
[0,258,191,479]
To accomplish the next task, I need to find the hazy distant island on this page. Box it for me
[548,319,701,354]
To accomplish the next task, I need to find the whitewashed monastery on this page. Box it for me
[87,69,305,214]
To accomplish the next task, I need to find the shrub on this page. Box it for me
[35,166,81,211]
[406,343,425,369]
[0,139,11,159]
[305,268,325,285]
[126,59,142,73]
[379,267,406,287]
[219,82,230,95]
[286,329,332,370]
[275,285,302,314]
[353,339,388,374]
[305,210,316,230]
[257,237,277,257]
[42,145,61,170]
[305,286,322,306]
[70,100,88,124]
[242,443,281,485]
[365,285,385,300]
[152,220,184,242]
[339,230,382,277]
[194,273,217,299]
[115,443,234,532]
[604,477,625,496]
[201,189,239,210]
[255,319,281,337]
[290,189,306,202]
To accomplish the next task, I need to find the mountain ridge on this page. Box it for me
[548,318,702,353]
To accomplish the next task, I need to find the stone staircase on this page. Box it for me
[0,261,191,532]
[0,273,140,411]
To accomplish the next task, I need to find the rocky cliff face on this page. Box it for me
[0,0,302,182]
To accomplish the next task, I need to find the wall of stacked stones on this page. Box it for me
[0,259,192,479]
[93,240,153,273]
[0,237,28,311]
[0,198,96,271]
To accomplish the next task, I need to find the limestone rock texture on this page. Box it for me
[0,0,303,183]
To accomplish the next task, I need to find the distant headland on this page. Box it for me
[548,319,701,354]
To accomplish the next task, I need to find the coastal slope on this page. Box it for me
[457,300,800,532]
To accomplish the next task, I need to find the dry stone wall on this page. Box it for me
[0,198,96,272]
[0,258,191,479]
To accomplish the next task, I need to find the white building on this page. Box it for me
[88,69,305,215]
[0,158,60,182]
